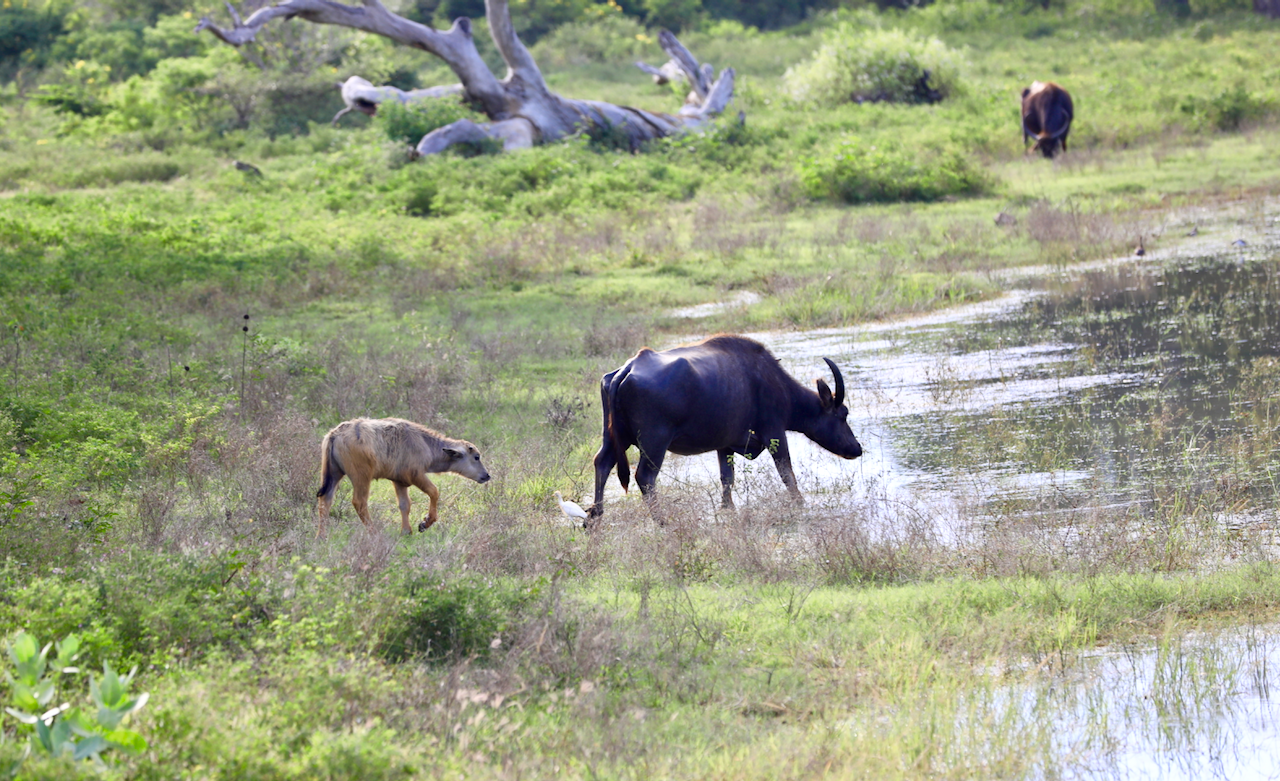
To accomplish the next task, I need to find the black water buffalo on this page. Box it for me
[587,335,863,523]
[1021,81,1074,159]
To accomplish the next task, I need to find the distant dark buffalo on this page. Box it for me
[587,335,863,522]
[316,417,491,537]
[1022,81,1074,158]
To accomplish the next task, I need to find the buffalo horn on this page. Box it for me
[823,358,845,408]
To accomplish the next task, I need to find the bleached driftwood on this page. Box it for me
[196,0,736,155]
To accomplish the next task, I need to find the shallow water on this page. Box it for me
[657,225,1280,537]
[1037,626,1280,779]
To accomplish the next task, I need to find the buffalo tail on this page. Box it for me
[606,363,633,493]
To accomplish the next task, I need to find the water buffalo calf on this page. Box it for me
[1022,81,1074,159]
[315,417,490,536]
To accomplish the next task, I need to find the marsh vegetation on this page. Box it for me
[4,0,1280,777]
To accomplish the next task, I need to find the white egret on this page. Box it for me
[554,491,589,521]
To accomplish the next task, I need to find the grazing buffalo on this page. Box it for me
[316,417,490,537]
[1021,81,1074,158]
[588,335,863,523]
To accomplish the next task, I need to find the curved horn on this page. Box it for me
[823,358,845,408]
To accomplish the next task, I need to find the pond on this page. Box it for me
[1015,624,1280,779]
[664,227,1280,554]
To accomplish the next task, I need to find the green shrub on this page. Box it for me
[3,632,150,773]
[1205,83,1269,131]
[797,135,989,204]
[784,25,964,106]
[379,577,534,663]
[376,97,487,146]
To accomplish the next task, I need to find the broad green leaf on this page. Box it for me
[105,728,147,754]
[33,719,53,753]
[54,635,80,665]
[71,735,109,761]
[33,678,55,708]
[8,634,36,666]
[121,692,149,715]
[96,707,124,730]
[46,720,75,756]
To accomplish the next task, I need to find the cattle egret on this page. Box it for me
[554,491,589,521]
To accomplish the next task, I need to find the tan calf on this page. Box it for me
[315,417,491,537]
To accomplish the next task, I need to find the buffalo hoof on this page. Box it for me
[417,521,428,533]
[401,527,414,537]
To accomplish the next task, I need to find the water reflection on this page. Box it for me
[1044,626,1280,779]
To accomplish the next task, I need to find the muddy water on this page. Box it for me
[662,238,1280,532]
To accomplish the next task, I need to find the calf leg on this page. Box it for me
[350,477,373,526]
[717,448,736,509]
[769,438,805,505]
[316,477,343,538]
[410,472,441,532]
[393,481,413,536]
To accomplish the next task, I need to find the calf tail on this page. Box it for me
[316,431,343,499]
[606,363,633,493]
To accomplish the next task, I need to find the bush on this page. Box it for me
[784,25,963,106]
[376,97,488,146]
[797,135,989,204]
[379,577,535,663]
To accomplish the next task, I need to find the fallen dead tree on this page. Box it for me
[196,0,736,155]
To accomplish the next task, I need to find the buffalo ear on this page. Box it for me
[816,378,834,409]
[443,446,464,460]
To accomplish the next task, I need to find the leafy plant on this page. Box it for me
[3,632,149,771]
[797,135,989,204]
[377,97,487,146]
[784,25,963,106]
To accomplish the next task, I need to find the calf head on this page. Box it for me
[444,442,492,483]
[806,358,863,460]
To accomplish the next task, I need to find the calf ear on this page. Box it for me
[816,378,834,409]
[443,446,464,460]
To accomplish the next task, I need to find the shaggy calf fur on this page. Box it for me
[316,417,490,536]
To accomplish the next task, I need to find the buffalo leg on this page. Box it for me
[635,444,668,520]
[411,472,440,532]
[393,481,413,536]
[769,438,805,505]
[717,448,736,509]
[350,477,373,526]
[589,440,616,522]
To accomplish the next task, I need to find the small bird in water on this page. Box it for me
[1134,236,1145,257]
[1233,239,1248,248]
[554,491,589,522]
